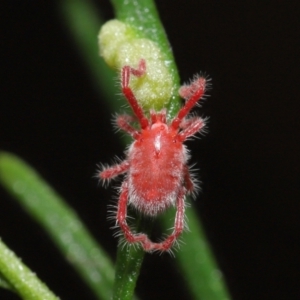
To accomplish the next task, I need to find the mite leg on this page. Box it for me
[116,114,140,139]
[141,187,186,252]
[171,76,207,130]
[99,160,130,181]
[121,59,149,129]
[177,117,206,142]
[117,181,149,244]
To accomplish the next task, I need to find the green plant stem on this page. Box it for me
[0,239,59,300]
[113,245,144,300]
[0,152,114,300]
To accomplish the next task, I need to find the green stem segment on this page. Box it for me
[113,246,144,300]
[0,152,114,300]
[0,239,59,300]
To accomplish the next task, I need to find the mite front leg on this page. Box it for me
[121,59,149,130]
[116,114,140,139]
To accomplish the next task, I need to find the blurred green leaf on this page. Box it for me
[0,152,114,300]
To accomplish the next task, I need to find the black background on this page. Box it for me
[1,1,300,299]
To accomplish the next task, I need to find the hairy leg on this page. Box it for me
[117,181,148,244]
[116,114,140,139]
[99,161,130,181]
[171,76,207,130]
[140,187,186,252]
[121,59,149,129]
[177,117,206,142]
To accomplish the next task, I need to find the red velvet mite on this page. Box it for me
[99,59,209,253]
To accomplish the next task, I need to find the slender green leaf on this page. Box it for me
[0,152,114,300]
[163,207,231,300]
[0,239,59,300]
[59,0,118,111]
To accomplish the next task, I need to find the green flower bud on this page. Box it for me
[98,20,173,110]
